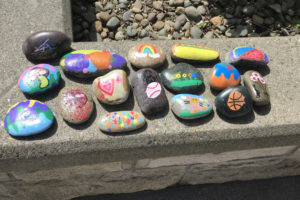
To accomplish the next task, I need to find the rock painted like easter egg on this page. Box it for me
[171,94,213,119]
[131,68,168,115]
[99,111,146,133]
[215,86,252,118]
[161,62,203,93]
[57,86,94,124]
[93,69,130,105]
[171,44,219,62]
[127,43,166,68]
[225,46,269,67]
[22,31,71,62]
[243,70,270,106]
[18,64,61,95]
[210,62,241,90]
[60,50,127,77]
[4,100,54,136]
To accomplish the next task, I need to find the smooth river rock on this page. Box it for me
[161,62,203,93]
[210,62,241,90]
[4,100,54,136]
[128,43,166,68]
[57,86,94,124]
[93,69,130,105]
[225,46,269,67]
[171,44,219,62]
[243,70,270,106]
[171,94,213,119]
[215,86,253,118]
[131,68,168,115]
[60,50,126,77]
[22,31,71,62]
[18,64,61,95]
[99,111,146,133]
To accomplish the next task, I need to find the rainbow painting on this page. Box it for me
[138,44,158,55]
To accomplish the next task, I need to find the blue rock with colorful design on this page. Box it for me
[4,100,54,136]
[225,46,269,67]
[18,64,61,95]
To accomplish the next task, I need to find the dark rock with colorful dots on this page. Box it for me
[215,86,252,118]
[225,46,269,67]
[161,63,203,93]
[99,111,146,133]
[22,31,71,62]
[60,50,127,77]
[18,64,61,95]
[131,68,168,115]
[4,100,54,136]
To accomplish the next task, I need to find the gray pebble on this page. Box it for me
[147,12,156,22]
[140,29,149,37]
[264,17,275,25]
[269,4,282,13]
[185,6,201,20]
[242,5,255,16]
[115,31,125,40]
[190,25,203,38]
[184,0,192,7]
[252,15,264,26]
[106,16,120,29]
[123,11,132,21]
[158,28,167,36]
[127,26,138,37]
[203,31,214,39]
[174,14,186,31]
[197,5,206,15]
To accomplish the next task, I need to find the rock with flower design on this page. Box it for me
[93,69,130,105]
[60,50,126,77]
[210,62,241,90]
[99,111,146,133]
[243,70,270,106]
[161,63,203,93]
[18,64,61,95]
[171,94,213,119]
[225,47,269,67]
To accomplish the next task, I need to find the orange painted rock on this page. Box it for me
[210,62,241,90]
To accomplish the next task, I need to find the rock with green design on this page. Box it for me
[18,64,61,95]
[4,100,54,137]
[99,111,146,133]
[161,63,203,93]
[171,94,213,119]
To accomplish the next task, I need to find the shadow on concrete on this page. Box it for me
[253,103,272,116]
[216,109,255,124]
[234,63,271,76]
[99,90,135,112]
[174,110,214,127]
[63,72,96,85]
[209,86,221,96]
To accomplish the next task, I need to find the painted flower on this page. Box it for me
[191,73,197,78]
[176,73,181,78]
[250,72,266,84]
[182,73,187,78]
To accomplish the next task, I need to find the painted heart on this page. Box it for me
[98,79,114,96]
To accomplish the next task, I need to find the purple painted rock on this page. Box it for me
[131,68,168,115]
[22,31,71,62]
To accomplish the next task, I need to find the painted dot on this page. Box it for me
[138,118,143,122]
[100,122,104,127]
[122,111,127,115]
[108,128,111,132]
[111,125,114,128]
[124,125,128,129]
[124,116,128,119]
[100,94,105,99]
[120,123,124,128]
[83,68,88,73]
[131,116,134,120]
[108,65,112,69]
[133,119,138,124]
[182,73,187,77]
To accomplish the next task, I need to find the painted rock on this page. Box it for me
[57,86,94,124]
[60,50,126,77]
[171,94,213,119]
[215,86,252,118]
[18,64,61,95]
[243,70,270,106]
[22,31,71,62]
[93,69,130,105]
[210,62,241,90]
[99,111,146,133]
[127,43,166,68]
[161,63,203,93]
[131,68,168,115]
[4,100,54,136]
[225,46,269,66]
[171,44,219,62]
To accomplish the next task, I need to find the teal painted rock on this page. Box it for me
[60,50,127,77]
[161,63,203,93]
[18,64,61,95]
[171,94,213,119]
[4,100,54,136]
[99,111,146,133]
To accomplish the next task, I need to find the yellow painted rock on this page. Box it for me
[171,44,219,62]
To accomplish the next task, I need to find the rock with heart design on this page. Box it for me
[99,111,146,133]
[18,64,61,95]
[161,63,203,93]
[225,46,269,67]
[93,69,130,105]
[215,86,252,118]
[60,50,127,77]
[127,43,166,68]
[57,86,94,124]
[243,70,270,106]
[210,62,241,90]
[171,44,219,62]
[22,31,71,62]
[171,94,213,119]
[131,68,168,115]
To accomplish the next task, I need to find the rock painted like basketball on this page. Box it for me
[145,82,161,98]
